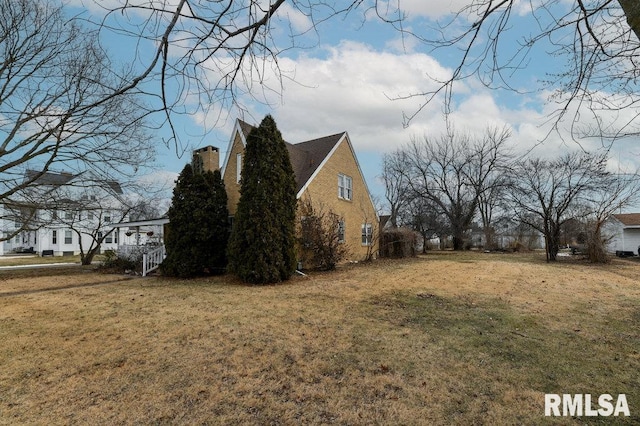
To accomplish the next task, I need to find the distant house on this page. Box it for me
[1,170,129,256]
[468,217,544,250]
[604,213,640,256]
[193,119,379,264]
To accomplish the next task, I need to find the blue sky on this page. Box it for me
[67,1,640,210]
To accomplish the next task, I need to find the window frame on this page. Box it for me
[236,153,242,183]
[338,173,353,201]
[64,230,72,245]
[361,223,373,246]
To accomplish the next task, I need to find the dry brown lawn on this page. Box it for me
[1,252,639,425]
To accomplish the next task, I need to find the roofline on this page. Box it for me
[295,132,379,222]
[222,120,379,223]
[110,217,169,228]
[220,119,249,177]
[295,132,346,199]
[608,214,640,228]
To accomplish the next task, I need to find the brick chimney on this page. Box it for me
[193,146,220,172]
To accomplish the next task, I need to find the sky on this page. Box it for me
[67,0,640,211]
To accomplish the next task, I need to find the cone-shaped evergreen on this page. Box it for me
[161,164,229,278]
[228,115,297,284]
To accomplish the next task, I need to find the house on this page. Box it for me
[193,119,379,264]
[604,213,640,256]
[1,170,130,256]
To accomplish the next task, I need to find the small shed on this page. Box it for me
[604,213,640,256]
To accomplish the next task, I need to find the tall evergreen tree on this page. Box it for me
[228,115,297,284]
[161,164,229,278]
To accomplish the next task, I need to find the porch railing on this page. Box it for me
[142,245,166,277]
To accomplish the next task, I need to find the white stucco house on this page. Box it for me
[604,213,640,256]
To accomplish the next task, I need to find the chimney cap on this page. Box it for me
[195,145,219,153]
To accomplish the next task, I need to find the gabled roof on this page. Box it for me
[24,169,123,195]
[233,120,345,194]
[612,213,640,226]
[25,169,76,186]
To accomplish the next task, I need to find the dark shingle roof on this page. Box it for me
[24,169,123,194]
[612,213,640,226]
[25,169,76,186]
[237,120,344,193]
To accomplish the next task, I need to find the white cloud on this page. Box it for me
[240,41,453,153]
[275,3,313,33]
[375,0,472,20]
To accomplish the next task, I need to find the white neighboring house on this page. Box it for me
[1,170,130,257]
[603,213,640,256]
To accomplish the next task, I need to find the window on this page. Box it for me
[88,211,94,220]
[52,230,57,244]
[105,233,112,244]
[338,174,353,201]
[236,153,242,183]
[104,212,111,223]
[361,223,373,246]
[65,211,73,220]
[64,230,72,244]
[337,220,345,243]
[114,231,118,244]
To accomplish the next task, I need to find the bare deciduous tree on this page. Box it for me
[0,0,155,240]
[401,0,640,140]
[395,127,511,251]
[405,197,450,252]
[402,131,477,250]
[507,152,608,261]
[380,150,410,229]
[467,127,513,250]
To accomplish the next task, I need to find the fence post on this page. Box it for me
[143,252,148,277]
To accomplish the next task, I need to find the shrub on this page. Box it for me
[99,249,141,273]
[380,228,417,258]
[298,198,350,270]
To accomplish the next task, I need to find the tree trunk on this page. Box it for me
[619,0,640,41]
[81,246,100,265]
[452,233,465,250]
[483,227,494,250]
[547,228,561,261]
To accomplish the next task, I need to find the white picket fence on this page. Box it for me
[142,245,166,277]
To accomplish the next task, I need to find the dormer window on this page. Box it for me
[338,174,352,201]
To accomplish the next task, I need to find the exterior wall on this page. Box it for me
[220,127,379,264]
[300,139,378,262]
[604,220,640,254]
[221,133,245,215]
[0,226,122,256]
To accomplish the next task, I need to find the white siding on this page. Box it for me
[604,220,640,253]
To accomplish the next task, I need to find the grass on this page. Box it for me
[0,252,639,424]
